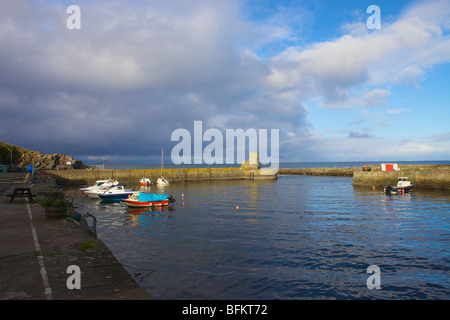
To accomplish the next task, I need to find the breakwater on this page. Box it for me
[278,167,358,177]
[44,164,450,189]
[45,167,278,186]
[353,170,450,189]
[279,164,450,189]
[353,164,450,189]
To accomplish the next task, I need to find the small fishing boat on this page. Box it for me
[98,185,135,201]
[139,178,152,186]
[384,177,415,194]
[122,191,175,207]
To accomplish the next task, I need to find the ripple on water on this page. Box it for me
[66,176,450,299]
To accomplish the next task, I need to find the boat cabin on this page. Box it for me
[397,177,413,188]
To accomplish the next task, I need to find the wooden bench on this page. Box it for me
[6,188,37,203]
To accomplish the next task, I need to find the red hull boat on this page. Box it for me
[122,191,175,207]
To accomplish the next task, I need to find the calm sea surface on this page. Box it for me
[67,174,450,300]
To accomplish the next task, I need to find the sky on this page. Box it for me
[0,0,449,165]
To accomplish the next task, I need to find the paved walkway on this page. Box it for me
[0,173,153,300]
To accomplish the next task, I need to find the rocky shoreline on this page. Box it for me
[0,141,89,170]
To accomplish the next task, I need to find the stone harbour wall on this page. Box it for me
[45,167,277,186]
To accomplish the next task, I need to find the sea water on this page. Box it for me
[67,172,450,300]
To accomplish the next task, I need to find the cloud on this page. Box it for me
[426,132,450,142]
[265,0,450,107]
[347,131,373,139]
[375,121,391,127]
[384,108,412,114]
[0,0,270,158]
[0,0,317,162]
[322,88,391,109]
[0,0,449,163]
[397,141,436,154]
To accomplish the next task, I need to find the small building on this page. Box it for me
[381,163,398,171]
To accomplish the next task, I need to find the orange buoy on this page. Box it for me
[236,206,239,210]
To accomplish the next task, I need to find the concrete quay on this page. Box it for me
[0,172,153,300]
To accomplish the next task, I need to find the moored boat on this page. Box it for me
[157,148,170,186]
[139,178,152,186]
[122,191,175,207]
[384,177,415,194]
[84,187,111,199]
[157,176,170,186]
[83,181,119,199]
[98,185,135,201]
[80,179,118,192]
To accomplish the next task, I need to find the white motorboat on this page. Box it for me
[397,177,414,190]
[84,185,113,199]
[384,177,415,194]
[98,185,134,201]
[80,179,118,192]
[82,179,119,199]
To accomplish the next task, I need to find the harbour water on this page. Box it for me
[67,173,450,300]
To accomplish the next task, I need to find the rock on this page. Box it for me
[0,141,89,170]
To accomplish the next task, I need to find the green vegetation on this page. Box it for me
[79,240,95,251]
[0,141,40,166]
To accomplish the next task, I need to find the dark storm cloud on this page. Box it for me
[0,0,312,163]
[1,0,449,163]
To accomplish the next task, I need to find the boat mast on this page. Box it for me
[161,148,163,176]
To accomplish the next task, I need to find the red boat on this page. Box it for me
[139,178,152,186]
[122,191,175,208]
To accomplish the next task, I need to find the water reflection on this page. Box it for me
[65,176,449,300]
[124,206,174,227]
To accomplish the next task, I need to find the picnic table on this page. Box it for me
[6,187,37,203]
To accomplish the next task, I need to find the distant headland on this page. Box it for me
[0,141,89,170]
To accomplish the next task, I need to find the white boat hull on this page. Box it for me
[84,190,105,199]
[157,177,169,186]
